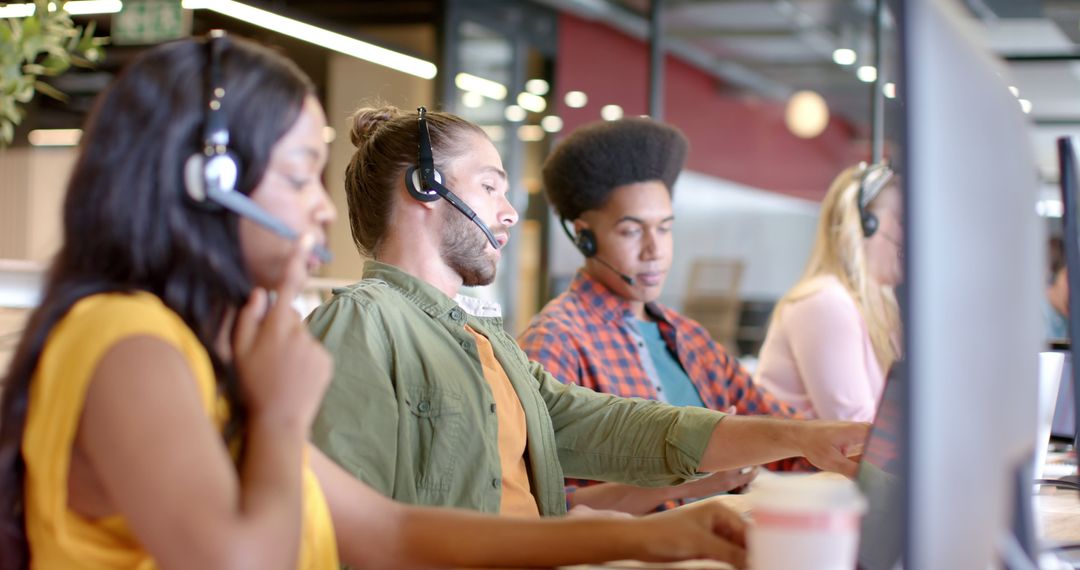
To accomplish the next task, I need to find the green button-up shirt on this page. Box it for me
[308,261,725,516]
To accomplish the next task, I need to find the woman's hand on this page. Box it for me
[233,235,331,430]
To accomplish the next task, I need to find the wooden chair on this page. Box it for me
[682,258,746,351]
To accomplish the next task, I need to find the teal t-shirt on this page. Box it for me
[636,319,706,408]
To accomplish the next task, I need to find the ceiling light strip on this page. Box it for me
[181,0,437,79]
[0,0,122,18]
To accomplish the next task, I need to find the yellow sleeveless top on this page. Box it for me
[22,292,339,569]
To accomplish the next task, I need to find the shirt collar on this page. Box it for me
[455,293,503,318]
[569,269,673,325]
[360,260,504,322]
[362,260,460,319]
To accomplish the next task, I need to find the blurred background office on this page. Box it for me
[0,0,1076,369]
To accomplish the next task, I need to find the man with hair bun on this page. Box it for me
[520,118,805,514]
[307,106,866,530]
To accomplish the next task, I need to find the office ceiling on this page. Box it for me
[559,0,1080,132]
[13,0,1080,156]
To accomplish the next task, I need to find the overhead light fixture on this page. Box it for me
[525,79,550,96]
[1019,98,1032,114]
[462,91,485,109]
[504,105,527,122]
[517,125,544,142]
[181,0,437,79]
[856,65,877,83]
[883,82,896,99]
[28,128,82,147]
[564,90,588,109]
[0,0,122,17]
[517,92,546,113]
[322,126,336,144]
[1008,86,1019,98]
[454,72,507,100]
[600,104,623,121]
[784,90,829,139]
[540,115,563,133]
[832,48,857,66]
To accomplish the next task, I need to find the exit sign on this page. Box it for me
[112,1,190,45]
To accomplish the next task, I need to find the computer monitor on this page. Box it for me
[1049,346,1074,442]
[856,363,905,570]
[901,0,1043,568]
[1058,137,1080,460]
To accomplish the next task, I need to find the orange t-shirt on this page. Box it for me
[465,326,540,518]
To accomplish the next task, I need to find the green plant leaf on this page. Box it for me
[0,0,105,147]
[1,98,21,122]
[1,120,14,146]
[0,21,14,45]
[33,80,68,102]
[13,82,33,103]
[40,53,70,75]
[20,16,42,61]
[76,19,97,52]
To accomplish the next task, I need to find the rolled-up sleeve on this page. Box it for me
[531,360,725,486]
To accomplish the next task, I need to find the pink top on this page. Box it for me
[753,275,884,422]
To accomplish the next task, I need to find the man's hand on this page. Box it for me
[796,421,870,477]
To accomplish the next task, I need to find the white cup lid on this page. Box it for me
[752,474,867,514]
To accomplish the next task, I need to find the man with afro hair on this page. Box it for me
[519,118,805,514]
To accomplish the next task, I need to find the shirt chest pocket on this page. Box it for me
[403,385,462,493]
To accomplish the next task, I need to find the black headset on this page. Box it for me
[184,30,238,210]
[559,217,634,285]
[857,162,895,238]
[182,31,331,262]
[404,106,500,250]
[561,219,598,258]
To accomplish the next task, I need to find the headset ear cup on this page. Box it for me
[184,153,208,202]
[204,151,240,194]
[576,229,598,258]
[405,166,441,203]
[862,212,879,238]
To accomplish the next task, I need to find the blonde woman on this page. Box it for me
[754,163,903,422]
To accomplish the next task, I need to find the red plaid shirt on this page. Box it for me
[520,270,799,415]
[519,271,807,509]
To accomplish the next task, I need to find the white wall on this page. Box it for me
[547,169,821,309]
[322,51,435,281]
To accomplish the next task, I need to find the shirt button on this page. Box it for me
[418,401,431,413]
[449,308,463,321]
[491,477,500,489]
[460,340,471,350]
[490,403,497,413]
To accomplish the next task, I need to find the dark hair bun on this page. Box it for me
[349,105,403,148]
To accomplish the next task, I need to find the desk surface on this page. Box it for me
[1036,487,1080,545]
[560,473,1080,570]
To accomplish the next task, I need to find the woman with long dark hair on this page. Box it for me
[0,35,749,569]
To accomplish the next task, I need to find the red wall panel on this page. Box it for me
[553,12,867,201]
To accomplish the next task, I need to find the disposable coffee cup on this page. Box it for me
[749,475,867,570]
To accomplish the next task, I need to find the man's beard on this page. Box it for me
[440,207,499,287]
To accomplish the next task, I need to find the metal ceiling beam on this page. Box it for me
[667,27,801,39]
[530,0,792,100]
[649,0,666,119]
[965,0,1044,19]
